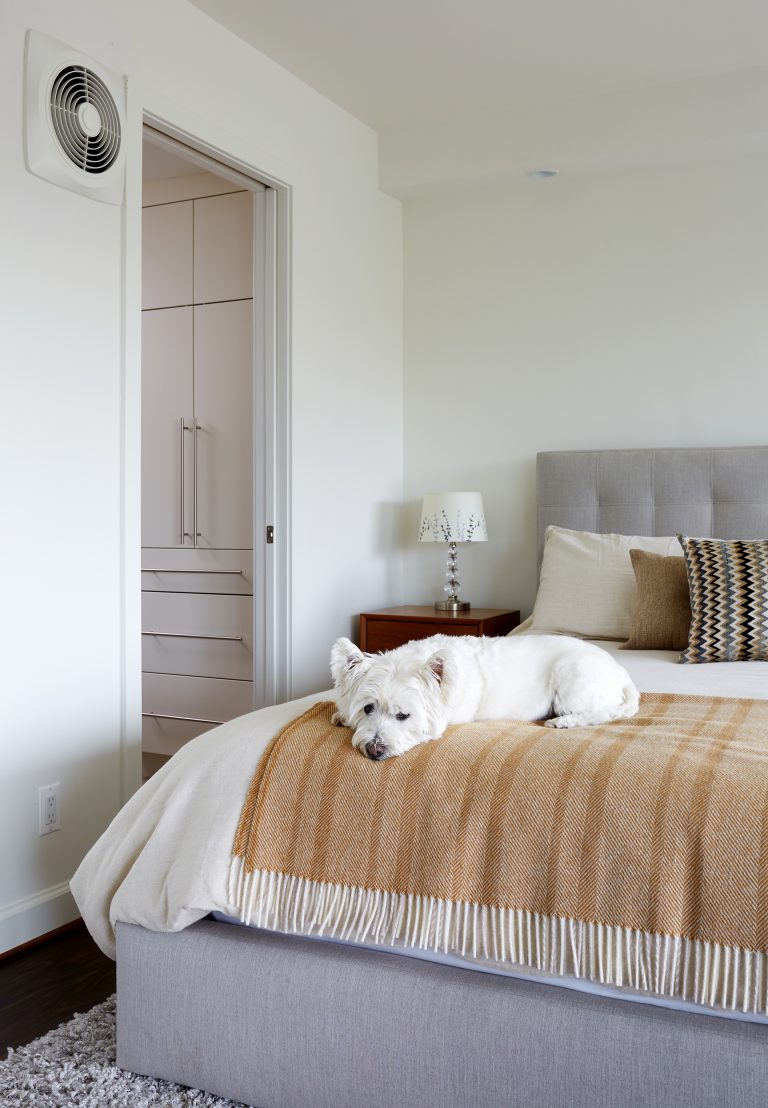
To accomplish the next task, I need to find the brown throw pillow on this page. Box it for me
[623,550,691,651]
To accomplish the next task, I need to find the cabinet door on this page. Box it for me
[193,191,253,303]
[141,307,194,547]
[142,201,193,309]
[193,300,253,549]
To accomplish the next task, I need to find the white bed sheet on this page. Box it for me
[597,640,768,700]
[71,643,768,1023]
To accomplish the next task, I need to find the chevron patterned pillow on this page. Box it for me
[678,535,768,663]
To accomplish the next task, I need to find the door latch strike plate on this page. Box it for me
[266,525,274,544]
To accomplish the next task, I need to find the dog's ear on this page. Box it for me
[330,637,370,689]
[426,654,444,685]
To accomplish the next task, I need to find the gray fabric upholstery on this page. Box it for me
[537,446,768,570]
[118,920,768,1108]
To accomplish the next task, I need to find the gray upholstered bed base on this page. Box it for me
[118,919,768,1108]
[117,446,768,1107]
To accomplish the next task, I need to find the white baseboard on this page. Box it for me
[0,881,79,955]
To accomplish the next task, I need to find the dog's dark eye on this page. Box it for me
[363,704,375,715]
[395,712,410,722]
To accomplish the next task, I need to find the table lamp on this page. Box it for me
[418,491,488,611]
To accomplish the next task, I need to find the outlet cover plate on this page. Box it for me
[38,783,60,835]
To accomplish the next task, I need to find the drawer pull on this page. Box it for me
[143,712,224,725]
[142,568,244,575]
[142,631,244,642]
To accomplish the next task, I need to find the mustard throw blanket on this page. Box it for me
[230,694,768,1014]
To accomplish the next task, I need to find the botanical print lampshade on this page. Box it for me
[418,492,488,543]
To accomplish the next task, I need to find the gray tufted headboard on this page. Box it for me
[536,446,768,569]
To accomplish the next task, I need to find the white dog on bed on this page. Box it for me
[330,634,640,760]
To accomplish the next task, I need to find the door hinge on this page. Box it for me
[266,525,274,544]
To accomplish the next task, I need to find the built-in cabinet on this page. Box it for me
[141,174,260,780]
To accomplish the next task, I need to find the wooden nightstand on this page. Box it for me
[359,606,520,653]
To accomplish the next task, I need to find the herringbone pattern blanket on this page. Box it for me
[231,694,768,1012]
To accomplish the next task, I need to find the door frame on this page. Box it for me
[121,105,292,801]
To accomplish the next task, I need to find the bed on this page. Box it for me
[72,445,768,1107]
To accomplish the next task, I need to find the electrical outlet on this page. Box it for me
[38,783,60,835]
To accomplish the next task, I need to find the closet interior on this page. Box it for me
[140,140,263,780]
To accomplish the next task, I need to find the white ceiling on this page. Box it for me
[189,0,768,131]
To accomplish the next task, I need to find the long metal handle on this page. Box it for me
[179,417,186,545]
[142,631,244,641]
[193,417,199,547]
[142,712,224,725]
[142,568,244,575]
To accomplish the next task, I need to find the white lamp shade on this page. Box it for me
[418,492,488,543]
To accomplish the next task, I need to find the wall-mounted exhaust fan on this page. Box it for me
[24,30,125,205]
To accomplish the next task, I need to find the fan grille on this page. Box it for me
[49,65,121,174]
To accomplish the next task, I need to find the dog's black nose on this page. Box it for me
[365,741,386,760]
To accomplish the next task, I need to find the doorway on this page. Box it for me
[138,124,290,780]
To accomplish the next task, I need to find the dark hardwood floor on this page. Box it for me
[0,921,116,1061]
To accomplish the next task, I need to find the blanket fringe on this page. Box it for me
[228,857,768,1016]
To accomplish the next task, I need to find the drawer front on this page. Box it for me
[142,592,253,680]
[142,672,253,756]
[363,619,478,653]
[142,715,215,757]
[141,548,253,595]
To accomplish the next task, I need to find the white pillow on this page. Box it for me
[530,526,682,641]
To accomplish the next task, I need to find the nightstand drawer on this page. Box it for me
[364,619,474,653]
[359,607,520,652]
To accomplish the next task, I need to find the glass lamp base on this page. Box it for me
[435,599,470,611]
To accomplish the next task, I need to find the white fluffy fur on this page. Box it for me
[330,634,640,759]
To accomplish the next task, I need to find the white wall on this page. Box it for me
[0,0,402,951]
[402,154,768,615]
